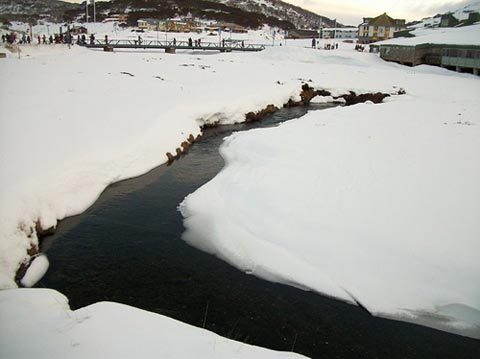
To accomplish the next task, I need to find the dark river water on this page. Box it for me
[38,104,480,359]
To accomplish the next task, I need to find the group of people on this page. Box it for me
[187,37,203,47]
[355,44,367,52]
[311,39,338,50]
[1,31,89,46]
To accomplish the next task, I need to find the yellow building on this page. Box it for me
[358,13,406,44]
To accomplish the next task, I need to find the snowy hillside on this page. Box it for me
[410,0,480,28]
[450,0,480,20]
[0,0,335,29]
[0,0,78,23]
[214,0,336,28]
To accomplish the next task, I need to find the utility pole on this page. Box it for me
[165,19,168,43]
[85,0,89,23]
[92,0,96,23]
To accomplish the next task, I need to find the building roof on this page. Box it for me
[376,23,480,47]
[368,13,397,27]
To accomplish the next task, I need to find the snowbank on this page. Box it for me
[0,288,307,359]
[0,38,398,289]
[179,38,480,337]
[181,93,480,338]
[1,25,479,341]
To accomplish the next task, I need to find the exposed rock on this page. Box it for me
[300,83,317,103]
[35,220,55,239]
[283,98,304,107]
[181,141,190,151]
[166,152,175,163]
[245,104,279,122]
[338,91,390,106]
[316,89,332,97]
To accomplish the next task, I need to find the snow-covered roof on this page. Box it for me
[377,23,480,46]
[323,28,358,32]
[368,13,398,27]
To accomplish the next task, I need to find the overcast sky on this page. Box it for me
[287,0,472,25]
[65,0,472,26]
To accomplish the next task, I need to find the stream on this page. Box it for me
[37,104,480,359]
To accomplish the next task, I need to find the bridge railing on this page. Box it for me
[84,39,266,51]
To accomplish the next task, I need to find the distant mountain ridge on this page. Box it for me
[0,0,337,30]
[212,0,337,29]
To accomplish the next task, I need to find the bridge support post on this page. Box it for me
[103,46,114,52]
[165,48,176,54]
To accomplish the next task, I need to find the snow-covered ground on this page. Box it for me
[0,288,307,359]
[1,22,479,354]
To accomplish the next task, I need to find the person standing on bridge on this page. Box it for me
[90,34,95,45]
[105,35,108,45]
[188,37,193,47]
[138,35,142,45]
[173,38,176,46]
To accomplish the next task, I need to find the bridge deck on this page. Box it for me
[84,39,265,52]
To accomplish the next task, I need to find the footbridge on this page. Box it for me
[84,39,266,53]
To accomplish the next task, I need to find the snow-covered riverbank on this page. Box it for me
[1,24,480,355]
[0,288,307,359]
[0,38,399,289]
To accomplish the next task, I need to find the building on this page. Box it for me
[103,14,128,24]
[156,17,202,33]
[440,14,459,27]
[207,23,248,34]
[137,19,159,31]
[285,29,318,39]
[321,28,358,39]
[358,13,406,44]
[69,26,88,35]
[378,43,480,75]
